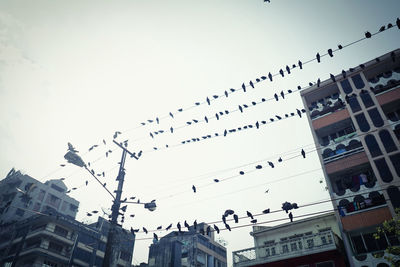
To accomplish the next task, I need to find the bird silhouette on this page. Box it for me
[286,65,290,74]
[206,225,211,235]
[289,212,293,222]
[316,53,321,63]
[296,109,302,118]
[238,105,243,113]
[192,185,196,193]
[85,181,88,186]
[214,179,220,183]
[263,208,270,214]
[224,209,234,216]
[60,164,65,167]
[280,90,285,99]
[301,149,306,158]
[279,69,284,77]
[255,121,260,129]
[342,70,346,78]
[249,81,254,88]
[169,112,174,118]
[166,224,172,230]
[268,72,273,81]
[224,90,228,97]
[268,161,274,168]
[255,165,262,169]
[298,60,303,69]
[246,211,254,219]
[317,78,321,87]
[274,93,279,101]
[216,113,220,120]
[278,157,282,162]
[193,220,197,230]
[206,97,210,105]
[214,224,220,234]
[265,189,269,193]
[365,31,372,38]
[330,74,336,82]
[222,215,226,224]
[153,233,158,241]
[233,214,239,223]
[251,219,257,224]
[327,49,333,57]
[143,227,148,234]
[275,115,282,120]
[177,222,182,233]
[184,220,190,230]
[225,223,231,231]
[239,171,244,175]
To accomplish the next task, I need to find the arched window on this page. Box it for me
[390,153,400,177]
[352,74,365,89]
[387,186,400,209]
[341,79,353,94]
[356,113,370,132]
[379,130,397,153]
[365,135,382,157]
[374,158,393,183]
[360,91,374,108]
[348,95,361,113]
[368,108,384,127]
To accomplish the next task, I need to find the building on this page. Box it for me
[300,49,400,266]
[232,212,347,267]
[0,168,79,224]
[0,213,135,267]
[148,223,227,267]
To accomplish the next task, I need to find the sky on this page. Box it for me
[0,0,399,265]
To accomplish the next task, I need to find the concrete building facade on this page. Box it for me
[0,169,79,224]
[300,49,400,266]
[148,223,227,267]
[232,212,347,267]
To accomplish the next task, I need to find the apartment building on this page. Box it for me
[232,212,347,267]
[0,168,79,224]
[300,49,400,266]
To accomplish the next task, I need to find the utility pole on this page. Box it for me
[102,141,128,267]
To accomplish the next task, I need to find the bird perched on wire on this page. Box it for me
[301,149,306,158]
[246,211,254,219]
[192,185,196,193]
[289,212,293,222]
[166,224,172,231]
[214,224,220,234]
[143,227,148,234]
[233,214,239,223]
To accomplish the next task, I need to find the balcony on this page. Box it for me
[369,68,400,95]
[321,134,364,163]
[19,242,71,259]
[232,231,339,267]
[309,95,345,121]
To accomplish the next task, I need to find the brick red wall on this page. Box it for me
[312,109,350,130]
[341,206,392,231]
[376,86,400,105]
[325,152,369,174]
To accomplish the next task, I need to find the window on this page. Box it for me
[360,90,374,108]
[282,244,289,253]
[38,190,45,201]
[33,202,41,212]
[351,235,367,254]
[341,79,353,94]
[265,248,270,257]
[348,95,362,113]
[368,108,384,127]
[290,242,297,251]
[298,241,303,249]
[271,247,276,255]
[355,113,370,132]
[374,158,393,183]
[306,239,314,248]
[70,204,78,212]
[387,186,400,209]
[365,135,382,157]
[61,201,68,212]
[352,74,365,89]
[390,153,400,177]
[46,194,61,209]
[51,184,64,193]
[48,241,63,253]
[379,130,397,153]
[15,208,25,216]
[321,236,327,244]
[54,225,68,238]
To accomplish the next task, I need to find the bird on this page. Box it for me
[103,139,106,145]
[242,83,246,92]
[216,113,220,120]
[214,179,219,183]
[153,233,158,241]
[255,121,260,129]
[296,109,302,118]
[255,165,262,169]
[85,181,88,186]
[365,31,372,38]
[130,214,135,218]
[342,70,346,78]
[206,97,210,105]
[268,72,273,81]
[301,149,306,158]
[225,223,231,231]
[298,60,303,69]
[224,90,228,97]
[143,227,148,234]
[265,189,269,193]
[193,220,197,230]
[275,115,282,120]
[289,212,293,222]
[238,105,243,113]
[130,227,136,235]
[264,0,270,2]
[150,132,154,139]
[204,116,208,123]
[338,44,343,49]
[274,93,279,101]
[251,219,257,224]
[206,226,211,235]
[286,65,290,74]
[214,224,220,234]
[279,69,284,77]
[224,209,234,216]
[177,222,182,233]
[249,80,254,88]
[330,73,336,82]
[316,53,321,63]
[268,161,274,168]
[233,214,239,223]
[317,78,321,87]
[246,211,254,219]
[166,224,172,230]
[184,220,190,230]
[397,18,400,29]
[280,90,285,99]
[263,208,270,214]
[169,112,174,118]
[60,164,65,167]
[379,25,385,32]
[192,185,196,193]
[278,157,282,162]
[327,48,333,57]
[222,215,226,224]
[239,171,244,175]
[103,183,106,187]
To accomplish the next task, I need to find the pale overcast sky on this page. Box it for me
[0,0,399,265]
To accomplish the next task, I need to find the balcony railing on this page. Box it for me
[321,134,364,163]
[309,97,346,120]
[232,231,339,267]
[21,242,71,258]
[369,69,400,95]
[333,179,378,200]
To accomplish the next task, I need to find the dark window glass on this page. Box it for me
[351,235,366,254]
[387,186,400,209]
[352,74,365,89]
[348,95,362,113]
[365,135,382,157]
[368,108,384,127]
[379,130,397,153]
[355,113,370,132]
[360,91,374,108]
[374,158,393,183]
[389,153,400,177]
[363,233,379,252]
[341,79,353,94]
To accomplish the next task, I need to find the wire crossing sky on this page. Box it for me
[1,0,400,265]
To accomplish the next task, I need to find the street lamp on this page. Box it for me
[64,142,153,267]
